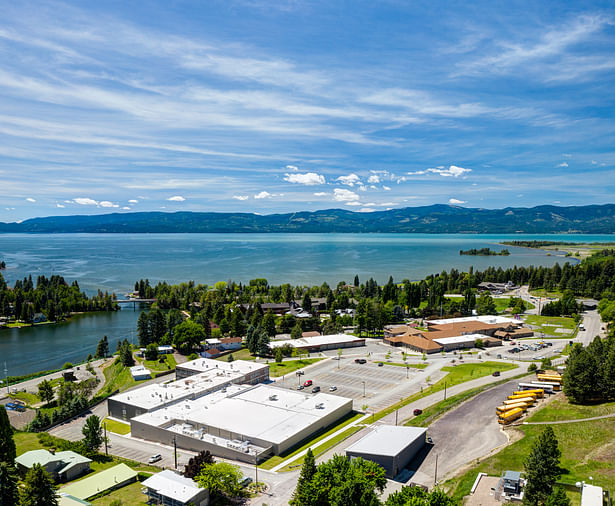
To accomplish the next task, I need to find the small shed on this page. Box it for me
[502,470,522,495]
[345,426,426,478]
[129,365,151,381]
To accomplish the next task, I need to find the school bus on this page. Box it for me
[513,389,544,398]
[498,407,524,424]
[496,402,528,415]
[508,392,537,401]
[503,396,535,406]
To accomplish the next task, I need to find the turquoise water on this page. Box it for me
[1,233,613,295]
[1,232,614,376]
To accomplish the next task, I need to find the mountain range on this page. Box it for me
[1,204,615,234]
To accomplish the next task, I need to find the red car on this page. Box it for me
[413,409,423,416]
[303,380,313,387]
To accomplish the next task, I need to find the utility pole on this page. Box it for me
[434,453,438,487]
[255,452,258,485]
[444,381,447,400]
[103,423,108,455]
[173,435,177,469]
[395,408,398,426]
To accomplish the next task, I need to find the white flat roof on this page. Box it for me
[581,484,603,506]
[110,368,243,410]
[346,426,426,457]
[428,315,515,325]
[142,470,203,503]
[177,357,268,376]
[134,384,352,446]
[270,333,364,349]
[433,334,485,345]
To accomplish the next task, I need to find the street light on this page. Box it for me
[406,365,409,379]
[362,381,366,397]
[296,370,304,386]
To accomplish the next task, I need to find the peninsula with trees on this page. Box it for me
[459,248,509,256]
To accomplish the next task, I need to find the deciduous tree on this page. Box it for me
[38,379,54,405]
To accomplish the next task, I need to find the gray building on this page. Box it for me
[345,426,427,478]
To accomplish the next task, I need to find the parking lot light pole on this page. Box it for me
[362,381,365,397]
[406,365,409,379]
[444,381,447,400]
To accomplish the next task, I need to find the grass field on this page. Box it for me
[90,481,149,505]
[372,361,518,423]
[524,315,578,338]
[279,425,365,472]
[268,358,322,377]
[14,432,42,455]
[214,347,255,362]
[446,395,615,504]
[99,361,137,395]
[102,417,131,435]
[258,412,364,470]
[141,353,176,372]
[9,391,40,406]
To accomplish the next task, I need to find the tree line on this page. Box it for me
[0,273,118,323]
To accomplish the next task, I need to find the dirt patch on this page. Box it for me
[583,439,615,465]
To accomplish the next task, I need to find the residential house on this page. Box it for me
[15,449,91,482]
[142,470,209,506]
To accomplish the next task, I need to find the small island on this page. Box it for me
[460,248,510,256]
[0,260,5,269]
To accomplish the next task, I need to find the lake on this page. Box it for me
[1,232,614,376]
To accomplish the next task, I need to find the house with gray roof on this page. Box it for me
[15,449,92,482]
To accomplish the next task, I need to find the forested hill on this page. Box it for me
[1,204,615,234]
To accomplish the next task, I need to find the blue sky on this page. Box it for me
[1,1,615,221]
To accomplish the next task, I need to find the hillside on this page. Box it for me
[1,204,615,234]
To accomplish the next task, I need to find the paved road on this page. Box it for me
[578,310,605,346]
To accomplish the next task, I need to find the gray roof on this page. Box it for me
[16,450,91,473]
[503,470,521,481]
[345,426,426,457]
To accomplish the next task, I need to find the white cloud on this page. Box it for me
[313,192,329,197]
[285,165,299,171]
[379,202,396,206]
[254,191,272,199]
[122,206,131,210]
[407,165,471,178]
[128,199,139,204]
[233,195,249,201]
[333,188,360,202]
[449,198,466,204]
[557,162,569,167]
[360,207,376,212]
[56,203,64,208]
[358,185,367,192]
[383,185,391,191]
[73,197,99,206]
[367,174,380,183]
[563,153,572,158]
[167,195,186,201]
[26,197,36,202]
[284,172,325,185]
[345,201,362,206]
[336,173,361,186]
[99,201,118,208]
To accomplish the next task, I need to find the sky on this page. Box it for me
[1,1,615,221]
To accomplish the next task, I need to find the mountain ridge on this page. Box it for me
[1,204,614,234]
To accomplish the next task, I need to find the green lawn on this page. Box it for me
[14,432,42,455]
[102,417,131,435]
[143,353,176,372]
[524,315,578,338]
[377,362,428,369]
[268,358,322,378]
[529,288,565,299]
[9,391,40,406]
[526,396,615,422]
[372,361,518,423]
[258,412,364,470]
[443,297,534,313]
[446,396,615,503]
[279,425,365,472]
[90,481,149,505]
[214,347,255,362]
[99,361,137,395]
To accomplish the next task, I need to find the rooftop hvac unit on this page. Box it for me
[315,403,325,409]
[269,395,278,401]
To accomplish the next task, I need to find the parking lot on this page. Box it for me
[274,357,439,411]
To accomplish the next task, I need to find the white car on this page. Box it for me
[329,386,337,392]
[148,454,162,464]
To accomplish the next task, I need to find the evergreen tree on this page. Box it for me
[545,487,571,506]
[245,324,257,354]
[119,341,135,367]
[0,406,16,464]
[291,322,303,340]
[20,463,59,506]
[149,308,167,342]
[95,335,109,358]
[523,426,562,506]
[563,344,599,403]
[301,293,312,313]
[354,274,360,287]
[137,312,152,347]
[82,415,104,452]
[290,448,316,505]
[256,330,270,356]
[262,311,277,337]
[0,461,19,506]
[38,379,54,405]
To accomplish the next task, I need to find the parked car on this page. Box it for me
[303,380,313,387]
[148,454,162,464]
[297,385,305,390]
[378,362,384,367]
[492,371,500,377]
[426,436,433,444]
[413,409,423,416]
[329,386,337,392]
[312,386,321,393]
[354,359,367,364]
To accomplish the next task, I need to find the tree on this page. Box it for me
[20,463,59,506]
[119,341,135,367]
[82,415,104,452]
[262,311,277,337]
[523,426,562,506]
[0,462,19,506]
[256,330,270,356]
[290,448,316,505]
[184,450,215,480]
[38,379,54,405]
[545,488,571,506]
[294,454,386,506]
[196,461,243,498]
[291,322,303,340]
[475,294,497,315]
[227,353,234,363]
[0,405,16,464]
[302,293,312,313]
[145,343,158,361]
[137,312,152,347]
[173,320,205,354]
[275,347,284,364]
[563,344,599,403]
[385,486,455,506]
[95,335,109,358]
